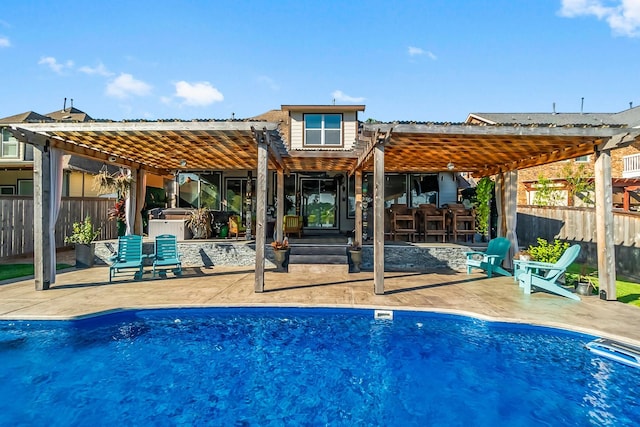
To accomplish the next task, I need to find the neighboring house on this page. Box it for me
[0,104,169,202]
[466,107,640,210]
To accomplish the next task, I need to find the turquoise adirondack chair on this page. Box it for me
[109,235,144,282]
[149,234,182,277]
[514,244,581,300]
[465,237,512,278]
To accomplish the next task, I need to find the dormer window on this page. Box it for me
[304,114,342,146]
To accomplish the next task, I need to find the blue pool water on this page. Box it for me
[1,308,639,426]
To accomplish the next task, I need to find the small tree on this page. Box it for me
[532,175,563,206]
[562,163,594,206]
[474,177,494,238]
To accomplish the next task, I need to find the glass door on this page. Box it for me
[301,178,337,229]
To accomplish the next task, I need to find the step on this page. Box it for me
[287,263,350,275]
[289,245,348,256]
[289,254,348,265]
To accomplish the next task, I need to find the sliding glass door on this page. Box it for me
[301,178,337,229]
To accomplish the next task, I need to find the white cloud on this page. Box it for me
[559,0,640,37]
[408,46,425,56]
[79,62,113,77]
[332,90,365,103]
[106,73,152,99]
[0,37,10,48]
[38,56,74,74]
[408,46,437,60]
[174,81,224,107]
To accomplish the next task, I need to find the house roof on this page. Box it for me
[466,106,640,127]
[0,111,53,124]
[44,107,93,122]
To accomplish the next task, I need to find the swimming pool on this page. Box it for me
[1,308,638,426]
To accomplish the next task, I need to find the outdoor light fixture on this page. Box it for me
[447,162,455,170]
[108,155,117,162]
[179,159,187,167]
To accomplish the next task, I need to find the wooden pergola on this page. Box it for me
[9,120,640,298]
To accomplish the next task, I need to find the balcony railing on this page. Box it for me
[623,153,640,178]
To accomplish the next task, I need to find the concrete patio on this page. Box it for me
[1,263,639,348]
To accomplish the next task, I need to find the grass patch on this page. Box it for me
[0,264,73,281]
[567,263,640,307]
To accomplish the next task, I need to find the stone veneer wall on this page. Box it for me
[94,240,276,269]
[93,240,472,272]
[360,245,469,272]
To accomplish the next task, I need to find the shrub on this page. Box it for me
[527,238,569,263]
[64,216,101,245]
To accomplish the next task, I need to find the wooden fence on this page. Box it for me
[517,205,640,280]
[0,196,118,259]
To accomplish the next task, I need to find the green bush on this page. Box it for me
[64,216,101,245]
[527,238,569,263]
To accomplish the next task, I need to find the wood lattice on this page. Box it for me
[10,121,629,177]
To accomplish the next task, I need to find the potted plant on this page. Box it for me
[186,208,211,239]
[64,216,101,268]
[108,197,127,236]
[271,238,289,272]
[573,265,597,296]
[348,242,363,273]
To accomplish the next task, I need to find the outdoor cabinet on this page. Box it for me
[148,219,191,240]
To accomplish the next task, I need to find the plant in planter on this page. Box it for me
[108,197,127,236]
[186,208,211,239]
[271,238,289,272]
[348,242,363,273]
[64,216,101,268]
[567,265,598,296]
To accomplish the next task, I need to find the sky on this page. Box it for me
[1,0,639,123]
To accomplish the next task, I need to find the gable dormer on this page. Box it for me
[282,105,365,150]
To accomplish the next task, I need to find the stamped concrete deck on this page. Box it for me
[1,263,639,347]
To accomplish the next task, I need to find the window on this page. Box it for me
[1,128,19,158]
[17,179,33,196]
[0,185,15,195]
[575,155,590,163]
[304,114,342,146]
[178,172,221,209]
[225,177,256,220]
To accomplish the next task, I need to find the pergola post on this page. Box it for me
[354,170,362,245]
[33,143,52,291]
[373,142,385,295]
[594,148,617,300]
[276,169,284,242]
[254,132,268,292]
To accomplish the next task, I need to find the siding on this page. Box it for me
[289,111,358,150]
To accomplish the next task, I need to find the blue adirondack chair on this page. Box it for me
[514,244,581,300]
[465,237,512,278]
[109,235,144,282]
[149,234,182,277]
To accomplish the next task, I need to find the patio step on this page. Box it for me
[286,244,349,274]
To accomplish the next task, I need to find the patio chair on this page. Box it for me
[109,235,144,282]
[149,234,182,277]
[283,215,303,238]
[465,237,512,278]
[389,204,417,242]
[514,244,581,300]
[228,215,246,239]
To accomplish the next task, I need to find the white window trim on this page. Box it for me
[1,128,20,159]
[303,114,343,146]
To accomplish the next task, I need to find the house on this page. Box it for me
[0,104,170,214]
[466,107,640,210]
